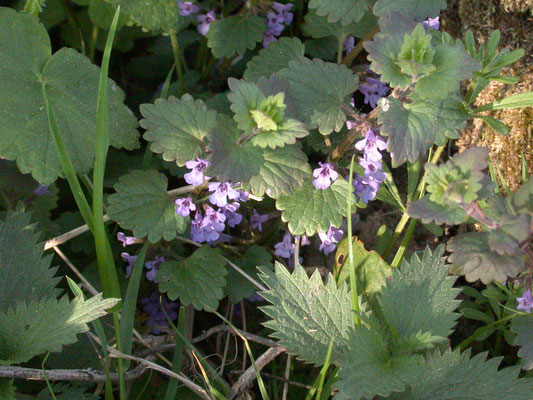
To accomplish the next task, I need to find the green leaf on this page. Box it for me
[433,97,470,143]
[244,37,305,82]
[259,263,353,366]
[250,118,309,149]
[225,245,273,304]
[408,196,468,225]
[389,349,533,399]
[276,179,356,236]
[473,114,510,136]
[140,94,217,166]
[37,383,97,399]
[0,8,139,184]
[379,246,461,339]
[373,0,447,21]
[0,379,16,400]
[0,294,118,365]
[107,170,187,243]
[511,316,533,370]
[308,0,367,25]
[104,0,185,32]
[0,209,60,314]
[395,24,436,78]
[228,78,266,132]
[512,176,533,214]
[335,325,424,400]
[278,57,358,134]
[474,91,533,113]
[377,97,437,167]
[303,9,376,41]
[157,246,227,311]
[206,16,266,59]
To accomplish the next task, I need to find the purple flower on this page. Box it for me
[250,210,269,232]
[272,2,294,24]
[517,289,533,313]
[359,78,389,109]
[353,174,380,204]
[422,16,440,30]
[33,184,52,196]
[190,212,206,242]
[175,197,196,217]
[121,252,138,278]
[355,129,387,162]
[238,189,250,202]
[200,206,226,242]
[318,225,344,255]
[184,157,210,186]
[145,255,165,283]
[117,232,138,247]
[346,120,357,130]
[263,32,278,47]
[208,182,241,207]
[359,158,386,183]
[313,162,339,190]
[344,36,355,53]
[262,2,293,47]
[141,293,179,334]
[300,235,311,246]
[274,232,294,259]
[177,1,200,16]
[197,11,215,36]
[267,11,285,35]
[220,202,243,228]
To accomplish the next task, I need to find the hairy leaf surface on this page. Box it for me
[308,0,367,25]
[206,16,266,59]
[511,316,533,370]
[373,0,447,21]
[105,0,185,32]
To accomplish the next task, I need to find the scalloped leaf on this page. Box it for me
[278,57,358,134]
[511,316,533,370]
[408,196,468,225]
[512,176,533,215]
[303,9,377,41]
[244,37,305,82]
[107,170,187,243]
[276,179,355,236]
[0,8,139,184]
[389,349,533,399]
[259,263,353,366]
[373,0,447,21]
[0,294,118,365]
[157,246,227,311]
[140,94,217,166]
[206,16,266,59]
[250,119,309,149]
[308,0,367,25]
[378,97,437,167]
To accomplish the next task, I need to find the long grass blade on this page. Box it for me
[347,155,361,327]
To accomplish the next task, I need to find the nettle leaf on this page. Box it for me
[278,57,358,134]
[0,8,139,184]
[107,170,187,243]
[378,97,437,167]
[0,295,118,365]
[225,245,273,304]
[335,325,424,400]
[157,246,227,311]
[308,0,366,25]
[389,349,533,399]
[373,0,447,21]
[104,0,185,32]
[0,210,60,313]
[259,263,353,366]
[244,37,305,82]
[511,316,533,370]
[303,9,377,41]
[140,95,217,166]
[276,179,356,236]
[206,16,266,59]
[378,246,461,339]
[207,117,311,198]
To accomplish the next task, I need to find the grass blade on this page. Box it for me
[347,155,361,327]
[164,306,187,400]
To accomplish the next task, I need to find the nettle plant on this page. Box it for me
[0,0,532,399]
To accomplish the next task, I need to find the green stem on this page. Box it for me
[113,312,127,400]
[89,24,99,63]
[337,36,344,64]
[347,156,361,327]
[455,314,516,351]
[23,0,45,15]
[169,31,184,96]
[390,218,417,269]
[164,307,187,400]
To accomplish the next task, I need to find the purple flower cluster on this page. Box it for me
[422,16,440,30]
[177,1,200,16]
[184,157,210,186]
[250,210,269,232]
[121,252,165,282]
[312,162,339,190]
[353,129,387,204]
[318,225,343,255]
[141,293,179,334]
[359,77,389,109]
[517,288,533,313]
[274,232,309,263]
[263,2,294,47]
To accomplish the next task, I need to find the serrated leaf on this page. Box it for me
[107,170,187,243]
[244,37,305,82]
[511,316,533,370]
[157,246,227,311]
[226,245,273,304]
[378,97,437,167]
[276,179,356,236]
[408,196,468,225]
[250,119,309,149]
[0,294,118,365]
[308,0,367,25]
[104,0,185,32]
[0,8,139,184]
[278,57,358,134]
[303,9,377,41]
[0,210,60,314]
[373,0,447,21]
[335,325,424,400]
[206,16,266,59]
[140,95,217,166]
[378,246,460,339]
[389,349,533,399]
[259,263,353,366]
[228,78,266,132]
[395,24,436,78]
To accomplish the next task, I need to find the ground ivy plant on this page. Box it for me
[0,0,532,399]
